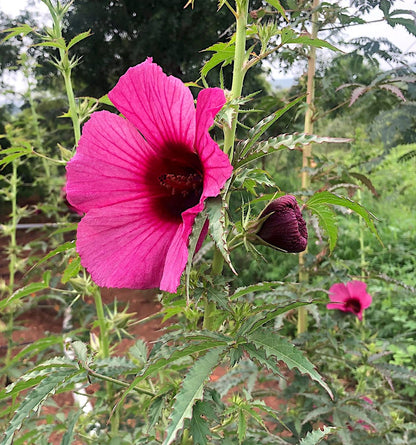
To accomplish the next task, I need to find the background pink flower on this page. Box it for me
[66,58,232,293]
[326,281,372,320]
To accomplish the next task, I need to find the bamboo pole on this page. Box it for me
[298,0,320,335]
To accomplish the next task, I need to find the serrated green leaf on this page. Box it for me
[281,27,340,51]
[307,202,338,252]
[201,42,235,77]
[237,300,314,336]
[163,346,226,445]
[0,281,49,311]
[0,24,33,43]
[0,147,32,167]
[31,240,76,270]
[244,344,284,378]
[4,336,63,371]
[147,395,165,433]
[190,401,216,445]
[116,339,229,410]
[238,95,305,161]
[299,426,336,445]
[1,367,84,445]
[60,411,82,445]
[247,329,333,398]
[33,38,67,50]
[94,356,140,376]
[71,340,88,363]
[265,0,287,20]
[61,255,81,283]
[236,134,351,169]
[306,191,381,245]
[235,168,275,194]
[206,197,236,275]
[238,408,247,444]
[230,281,284,300]
[1,358,77,399]
[129,339,148,365]
[67,30,91,50]
[186,211,208,300]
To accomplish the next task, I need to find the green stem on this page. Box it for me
[46,0,81,144]
[203,1,249,330]
[85,368,156,397]
[357,188,366,276]
[223,0,249,160]
[92,288,109,359]
[8,162,18,294]
[26,72,51,185]
[203,248,224,330]
[62,69,81,144]
[4,161,19,370]
[92,288,119,433]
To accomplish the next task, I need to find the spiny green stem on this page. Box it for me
[92,288,109,359]
[4,161,19,370]
[203,248,224,330]
[62,69,81,144]
[45,0,81,144]
[223,0,249,161]
[85,367,156,397]
[92,287,118,432]
[8,162,18,294]
[26,72,51,186]
[357,188,366,275]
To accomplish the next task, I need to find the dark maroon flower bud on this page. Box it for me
[254,195,308,253]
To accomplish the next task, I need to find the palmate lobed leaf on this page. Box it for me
[307,202,338,252]
[306,191,382,246]
[163,346,226,445]
[190,400,219,445]
[201,42,235,77]
[246,328,333,398]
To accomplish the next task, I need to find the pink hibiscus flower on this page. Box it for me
[66,58,232,293]
[326,281,372,320]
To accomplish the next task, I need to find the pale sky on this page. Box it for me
[1,0,415,55]
[1,0,415,83]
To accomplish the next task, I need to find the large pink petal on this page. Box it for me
[75,200,182,291]
[194,88,232,198]
[108,58,195,150]
[66,111,155,213]
[160,202,205,292]
[328,282,350,303]
[327,302,348,311]
[347,281,372,308]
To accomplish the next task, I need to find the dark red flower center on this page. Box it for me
[158,172,203,196]
[345,298,362,314]
[149,143,204,221]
